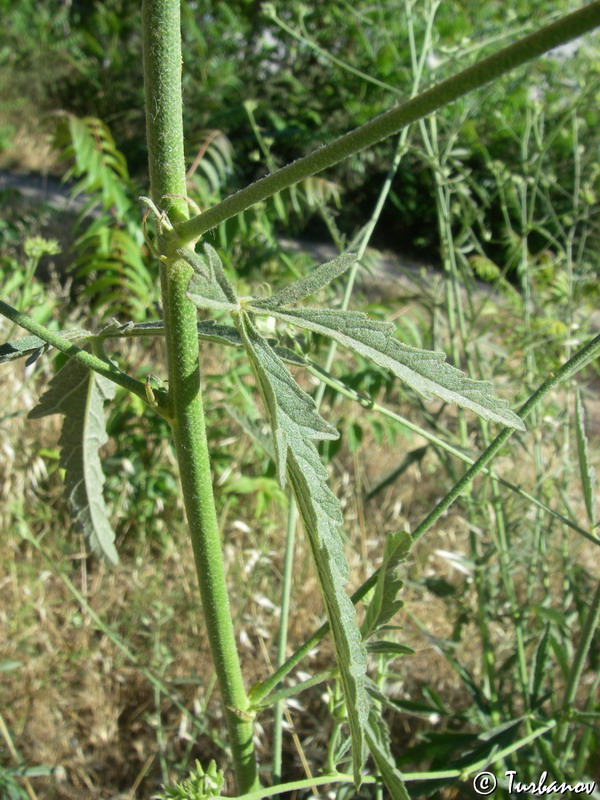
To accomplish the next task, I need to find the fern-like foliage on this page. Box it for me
[50,113,156,321]
[186,130,235,208]
[361,530,412,640]
[28,358,118,564]
[51,112,132,219]
[72,222,154,320]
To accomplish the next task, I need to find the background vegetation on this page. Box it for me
[0,1,598,798]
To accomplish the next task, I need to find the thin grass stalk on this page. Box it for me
[555,579,600,758]
[141,0,259,791]
[418,102,514,727]
[429,107,592,762]
[271,500,298,786]
[557,114,578,643]
[427,117,503,722]
[536,121,598,768]
[266,5,404,98]
[519,112,550,613]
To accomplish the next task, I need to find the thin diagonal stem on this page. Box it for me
[173,2,600,244]
[0,300,164,411]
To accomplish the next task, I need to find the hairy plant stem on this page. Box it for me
[142,0,259,792]
[173,2,600,244]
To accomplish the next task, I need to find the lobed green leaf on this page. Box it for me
[251,252,356,309]
[366,641,415,657]
[0,329,91,365]
[250,306,525,430]
[361,530,412,640]
[237,311,337,485]
[365,710,411,800]
[28,359,118,564]
[186,243,238,312]
[236,310,369,784]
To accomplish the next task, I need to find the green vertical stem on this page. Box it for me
[142,0,259,792]
[271,500,298,787]
[555,578,600,758]
[142,0,188,223]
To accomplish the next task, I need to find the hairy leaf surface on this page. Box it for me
[365,711,411,800]
[237,311,337,484]
[251,252,356,309]
[0,329,90,364]
[28,359,118,564]
[237,310,368,783]
[250,306,525,430]
[362,530,412,639]
[186,243,238,312]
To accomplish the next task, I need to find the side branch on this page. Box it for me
[0,300,168,413]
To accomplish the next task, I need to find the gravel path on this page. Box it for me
[0,168,90,213]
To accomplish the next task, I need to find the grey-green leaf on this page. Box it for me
[362,530,412,639]
[187,244,238,312]
[366,641,415,656]
[575,388,596,527]
[252,307,525,430]
[237,310,369,784]
[28,359,118,564]
[0,329,91,364]
[287,440,369,786]
[365,711,411,800]
[237,311,338,485]
[251,252,356,309]
[203,243,237,303]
